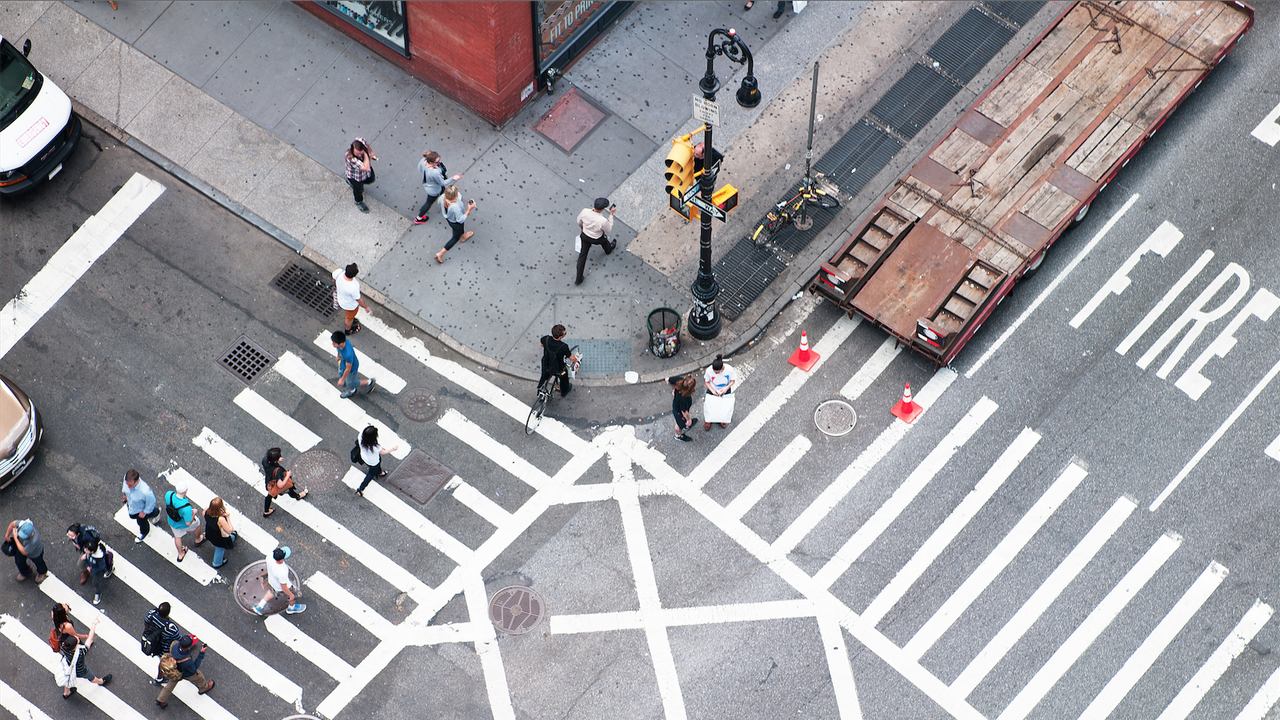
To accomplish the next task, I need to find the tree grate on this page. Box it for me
[272,262,337,320]
[218,335,276,386]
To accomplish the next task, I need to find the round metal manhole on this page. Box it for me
[399,387,440,423]
[488,586,546,635]
[291,449,346,493]
[814,399,858,437]
[233,560,301,615]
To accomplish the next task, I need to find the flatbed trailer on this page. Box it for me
[809,0,1253,367]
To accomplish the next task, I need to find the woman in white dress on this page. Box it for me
[703,354,738,430]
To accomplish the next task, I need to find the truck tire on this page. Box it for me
[1069,202,1091,227]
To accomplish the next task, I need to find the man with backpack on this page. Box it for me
[155,633,214,708]
[142,602,182,686]
[164,481,203,562]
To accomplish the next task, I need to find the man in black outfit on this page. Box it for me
[539,324,573,397]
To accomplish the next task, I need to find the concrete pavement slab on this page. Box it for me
[67,38,170,130]
[66,0,169,44]
[304,189,409,272]
[133,0,276,87]
[0,0,51,41]
[505,630,662,719]
[241,146,346,241]
[187,115,293,205]
[124,74,233,165]
[518,500,640,615]
[19,1,112,88]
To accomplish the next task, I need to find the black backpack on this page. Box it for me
[350,443,365,466]
[141,622,165,656]
[81,525,102,546]
[164,492,189,523]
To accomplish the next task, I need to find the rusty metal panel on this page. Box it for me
[1001,212,1053,253]
[1047,163,1096,201]
[910,157,963,195]
[956,109,1006,147]
[853,224,973,339]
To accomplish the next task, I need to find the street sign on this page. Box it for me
[681,182,700,205]
[692,95,720,126]
[689,194,727,221]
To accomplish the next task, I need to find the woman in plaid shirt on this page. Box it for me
[345,138,377,213]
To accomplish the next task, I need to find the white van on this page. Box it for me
[0,36,80,196]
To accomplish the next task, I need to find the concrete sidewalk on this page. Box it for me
[0,0,957,382]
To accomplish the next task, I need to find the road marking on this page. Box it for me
[552,610,645,634]
[1158,599,1273,720]
[265,614,354,680]
[337,467,474,564]
[311,330,406,393]
[996,531,1181,720]
[1252,99,1280,146]
[725,434,811,519]
[438,408,551,490]
[553,600,817,635]
[903,462,1088,660]
[0,173,165,360]
[315,636,408,720]
[1079,561,1227,720]
[112,504,218,585]
[815,397,998,590]
[858,426,1037,626]
[272,352,410,459]
[234,388,321,451]
[305,571,397,639]
[691,315,860,490]
[464,572,517,720]
[951,496,1136,697]
[771,368,957,555]
[1151,352,1280,511]
[1070,221,1183,329]
[818,613,864,720]
[1115,249,1214,356]
[446,476,512,527]
[168,467,279,554]
[840,335,901,400]
[966,193,1141,378]
[0,679,55,720]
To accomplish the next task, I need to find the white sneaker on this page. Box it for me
[92,594,101,606]
[134,535,145,544]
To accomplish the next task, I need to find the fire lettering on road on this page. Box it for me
[1071,221,1183,329]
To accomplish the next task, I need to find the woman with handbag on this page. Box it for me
[355,425,399,497]
[262,448,307,517]
[414,150,461,224]
[667,374,699,443]
[51,603,88,650]
[345,138,377,213]
[702,354,738,430]
[60,616,111,697]
[204,498,237,569]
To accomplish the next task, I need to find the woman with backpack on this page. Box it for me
[60,617,111,697]
[203,498,236,569]
[355,425,399,497]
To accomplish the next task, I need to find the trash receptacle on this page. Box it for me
[648,308,681,358]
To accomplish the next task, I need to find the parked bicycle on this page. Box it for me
[751,172,841,247]
[525,345,582,434]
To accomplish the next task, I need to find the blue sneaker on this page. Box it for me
[340,389,356,399]
[251,605,264,616]
[286,603,306,615]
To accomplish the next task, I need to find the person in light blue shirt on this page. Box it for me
[414,150,461,224]
[122,469,158,543]
[434,185,476,264]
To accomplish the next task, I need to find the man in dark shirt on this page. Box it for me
[539,324,573,397]
[156,634,214,707]
[144,602,182,686]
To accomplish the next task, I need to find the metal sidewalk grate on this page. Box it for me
[573,339,631,374]
[715,239,790,321]
[218,335,276,386]
[983,1,1044,28]
[813,119,905,198]
[272,262,338,320]
[869,63,962,140]
[927,8,1017,85]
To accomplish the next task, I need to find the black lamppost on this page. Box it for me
[687,28,760,341]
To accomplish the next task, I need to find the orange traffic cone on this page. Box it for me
[788,330,820,371]
[891,382,923,423]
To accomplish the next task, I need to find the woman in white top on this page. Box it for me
[355,425,400,497]
[703,354,738,430]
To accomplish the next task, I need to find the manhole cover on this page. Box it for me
[814,399,857,437]
[530,87,610,155]
[489,586,545,635]
[233,560,300,615]
[386,449,453,505]
[398,388,440,422]
[272,262,337,320]
[217,335,276,386]
[291,449,346,493]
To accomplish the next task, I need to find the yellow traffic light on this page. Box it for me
[712,184,738,212]
[664,136,697,197]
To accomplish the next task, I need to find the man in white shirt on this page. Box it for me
[333,263,371,334]
[252,546,305,615]
[574,197,616,286]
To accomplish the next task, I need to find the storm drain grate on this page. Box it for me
[869,63,962,140]
[926,8,1017,85]
[218,335,276,386]
[272,262,337,320]
[489,586,546,635]
[983,1,1044,28]
[715,240,791,321]
[573,339,631,374]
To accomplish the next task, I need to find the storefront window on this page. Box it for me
[319,1,408,55]
[535,1,608,69]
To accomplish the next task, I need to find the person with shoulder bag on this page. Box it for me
[203,498,237,569]
[156,634,214,708]
[345,138,378,213]
[261,448,307,517]
[414,150,461,224]
[60,616,112,698]
[142,602,182,686]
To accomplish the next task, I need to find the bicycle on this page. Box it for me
[525,345,582,434]
[751,172,841,247]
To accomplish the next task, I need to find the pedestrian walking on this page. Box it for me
[345,138,377,213]
[60,617,111,698]
[164,481,204,563]
[203,498,237,569]
[574,197,616,285]
[252,546,306,615]
[355,426,399,497]
[142,602,182,686]
[65,523,103,586]
[83,536,113,606]
[434,185,475,264]
[51,603,88,654]
[667,374,699,443]
[332,330,377,398]
[333,262,372,334]
[261,448,308,517]
[6,518,47,583]
[155,634,214,708]
[414,150,461,224]
[539,324,573,397]
[702,354,738,430]
[122,469,159,543]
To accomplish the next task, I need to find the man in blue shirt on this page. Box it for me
[331,330,376,399]
[156,634,214,707]
[122,469,158,543]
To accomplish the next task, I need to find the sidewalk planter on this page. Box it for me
[647,308,681,359]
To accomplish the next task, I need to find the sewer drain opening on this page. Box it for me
[218,336,277,386]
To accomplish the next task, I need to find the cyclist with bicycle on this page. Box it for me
[539,324,573,397]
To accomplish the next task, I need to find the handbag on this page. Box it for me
[350,443,366,466]
[60,645,82,687]
[1,539,16,556]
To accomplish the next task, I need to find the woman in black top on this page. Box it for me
[204,498,236,569]
[60,617,111,697]
[667,375,698,443]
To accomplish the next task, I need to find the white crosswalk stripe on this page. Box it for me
[272,351,410,459]
[1158,599,1273,720]
[311,330,407,393]
[0,679,56,720]
[234,388,321,451]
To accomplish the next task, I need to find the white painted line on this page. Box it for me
[1115,249,1214,356]
[315,637,408,720]
[551,482,621,504]
[113,504,218,585]
[1079,561,1227,720]
[194,427,433,603]
[265,614,354,681]
[1070,221,1183,329]
[0,173,165,360]
[815,397,999,590]
[692,315,860,489]
[234,388,321,451]
[551,611,645,634]
[1157,599,1273,720]
[966,193,1141,378]
[840,335,901,400]
[465,573,517,720]
[1151,353,1280,511]
[446,476,512,527]
[1251,99,1280,146]
[662,599,815,626]
[312,330,406,393]
[272,352,410,459]
[951,496,1136,697]
[772,369,958,555]
[0,678,56,720]
[1237,664,1280,720]
[438,408,551,490]
[996,532,1181,720]
[818,613,865,720]
[858,426,1038,626]
[904,462,1088,661]
[305,571,397,639]
[413,622,474,646]
[338,467,474,564]
[725,434,812,519]
[1,614,150,720]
